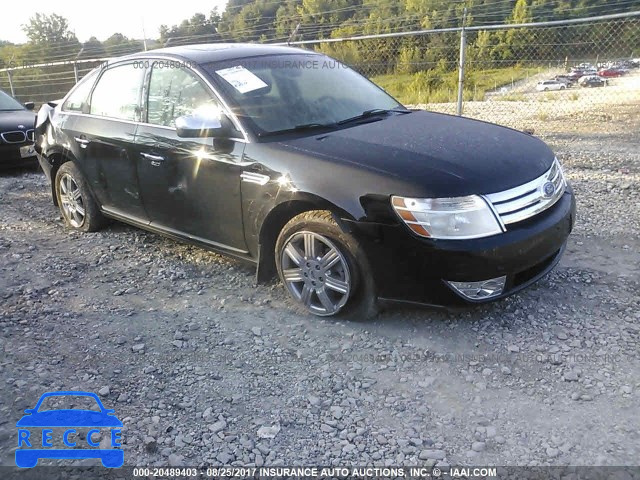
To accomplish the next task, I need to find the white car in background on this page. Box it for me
[536,80,567,92]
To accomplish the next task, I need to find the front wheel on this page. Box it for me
[275,210,377,320]
[55,162,106,232]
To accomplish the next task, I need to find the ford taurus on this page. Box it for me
[35,44,576,319]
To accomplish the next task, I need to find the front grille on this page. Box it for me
[485,159,566,226]
[1,130,28,144]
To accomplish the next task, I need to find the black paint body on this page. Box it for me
[0,106,37,168]
[35,44,575,307]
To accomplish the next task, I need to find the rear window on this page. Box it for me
[62,69,100,113]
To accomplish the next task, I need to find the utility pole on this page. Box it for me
[142,19,148,51]
[288,23,301,45]
[7,71,14,96]
[456,7,468,116]
[74,48,84,83]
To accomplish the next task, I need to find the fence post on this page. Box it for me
[7,71,15,96]
[456,7,467,116]
[73,62,79,83]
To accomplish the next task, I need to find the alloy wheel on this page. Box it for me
[280,231,351,316]
[59,173,85,228]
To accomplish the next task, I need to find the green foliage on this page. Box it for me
[159,10,221,45]
[372,66,538,104]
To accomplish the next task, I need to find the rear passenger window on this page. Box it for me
[63,69,99,113]
[146,64,219,127]
[90,63,144,121]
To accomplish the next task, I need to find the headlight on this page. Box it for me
[391,195,503,240]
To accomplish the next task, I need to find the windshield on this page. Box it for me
[0,90,25,111]
[37,395,102,412]
[203,53,403,135]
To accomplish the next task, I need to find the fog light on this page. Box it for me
[446,276,507,300]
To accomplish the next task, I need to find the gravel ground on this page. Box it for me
[0,105,639,473]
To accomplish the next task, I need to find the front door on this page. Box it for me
[135,62,248,252]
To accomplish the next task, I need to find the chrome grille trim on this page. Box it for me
[26,129,35,142]
[1,130,28,144]
[485,159,566,226]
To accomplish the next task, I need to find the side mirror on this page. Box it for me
[24,102,35,111]
[175,109,234,139]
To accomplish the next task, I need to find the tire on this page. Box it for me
[275,210,377,320]
[54,162,106,232]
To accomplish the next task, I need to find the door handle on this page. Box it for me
[74,137,89,149]
[141,152,165,166]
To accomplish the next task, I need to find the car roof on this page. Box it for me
[121,43,318,65]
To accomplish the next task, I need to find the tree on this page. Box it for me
[79,37,106,59]
[22,13,80,62]
[160,9,222,45]
[22,13,77,45]
[103,33,142,57]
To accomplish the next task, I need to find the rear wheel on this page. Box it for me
[55,162,106,232]
[275,210,377,320]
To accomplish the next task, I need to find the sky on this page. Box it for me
[2,0,229,44]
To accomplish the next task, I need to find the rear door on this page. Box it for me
[134,62,248,251]
[46,69,99,184]
[82,62,148,221]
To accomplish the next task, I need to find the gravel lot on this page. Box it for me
[0,103,639,473]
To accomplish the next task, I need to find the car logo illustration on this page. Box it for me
[541,181,555,198]
[15,391,124,468]
[17,124,25,129]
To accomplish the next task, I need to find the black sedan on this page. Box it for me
[35,44,575,319]
[0,89,36,168]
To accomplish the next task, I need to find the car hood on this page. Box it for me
[0,109,36,133]
[16,410,123,427]
[279,111,555,197]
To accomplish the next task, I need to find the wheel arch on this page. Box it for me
[47,151,75,206]
[255,194,354,283]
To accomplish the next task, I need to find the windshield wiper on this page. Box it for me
[336,108,411,125]
[258,122,336,137]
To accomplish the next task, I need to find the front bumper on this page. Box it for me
[349,189,576,306]
[0,142,37,168]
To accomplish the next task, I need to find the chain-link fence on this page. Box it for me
[289,12,640,132]
[1,12,638,134]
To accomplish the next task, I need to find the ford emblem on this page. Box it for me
[18,125,25,129]
[542,181,555,198]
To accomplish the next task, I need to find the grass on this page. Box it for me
[372,66,538,105]
[501,93,527,102]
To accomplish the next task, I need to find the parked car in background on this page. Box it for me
[552,75,575,87]
[34,44,575,318]
[579,75,606,88]
[0,89,36,169]
[597,68,626,78]
[566,71,583,82]
[566,69,596,82]
[536,80,567,92]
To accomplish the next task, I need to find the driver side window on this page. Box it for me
[146,64,220,127]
